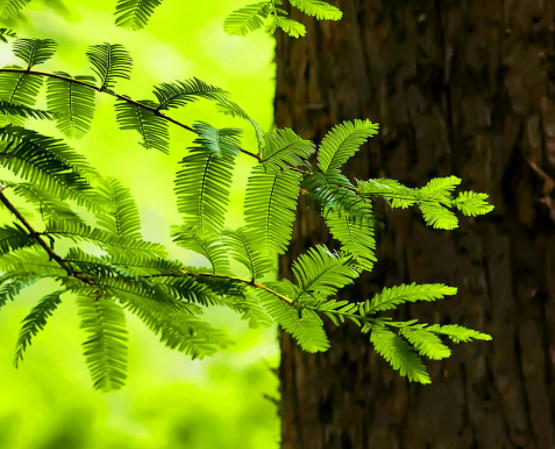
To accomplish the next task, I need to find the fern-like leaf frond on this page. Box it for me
[0,273,39,310]
[175,125,240,233]
[45,220,166,258]
[77,295,128,392]
[318,119,379,173]
[114,0,163,30]
[289,0,342,20]
[96,177,141,238]
[222,227,272,279]
[86,43,133,91]
[0,223,36,254]
[14,290,63,366]
[399,328,451,360]
[224,2,271,36]
[0,100,53,121]
[291,245,359,302]
[13,38,57,68]
[261,128,314,171]
[0,69,43,126]
[370,327,431,384]
[115,98,169,153]
[245,167,301,256]
[172,226,229,274]
[0,0,30,19]
[258,280,330,352]
[368,283,457,313]
[46,73,96,139]
[153,78,229,110]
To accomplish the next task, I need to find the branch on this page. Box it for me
[0,68,259,159]
[0,187,94,285]
[144,271,294,305]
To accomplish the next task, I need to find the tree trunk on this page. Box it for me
[275,1,555,448]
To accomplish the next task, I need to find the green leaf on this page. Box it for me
[114,0,164,30]
[175,126,240,234]
[417,176,461,200]
[260,128,315,171]
[399,328,451,360]
[0,100,54,121]
[273,17,307,38]
[0,247,66,277]
[14,290,63,367]
[245,167,301,256]
[0,126,100,208]
[115,98,169,153]
[292,245,359,302]
[325,206,376,271]
[45,220,167,258]
[12,38,57,68]
[418,203,458,230]
[370,327,431,384]
[368,283,457,313]
[289,0,342,20]
[0,28,17,43]
[455,191,494,216]
[172,226,229,274]
[96,177,142,238]
[258,280,330,352]
[77,295,128,392]
[153,78,229,110]
[0,69,44,126]
[318,120,379,173]
[0,223,36,254]
[423,323,492,343]
[215,98,265,152]
[127,304,231,359]
[86,43,133,90]
[224,2,271,36]
[222,227,272,279]
[0,273,39,311]
[190,121,242,158]
[46,73,96,139]
[0,0,30,19]
[4,181,83,222]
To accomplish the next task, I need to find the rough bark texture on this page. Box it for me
[275,1,555,448]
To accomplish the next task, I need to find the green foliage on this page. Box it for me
[175,123,241,234]
[46,73,96,139]
[0,0,30,20]
[223,2,271,36]
[317,119,379,173]
[289,0,342,20]
[86,43,133,91]
[153,78,229,111]
[114,0,163,30]
[96,177,141,238]
[370,327,431,384]
[115,98,169,153]
[13,38,57,68]
[0,32,494,390]
[77,295,128,392]
[0,70,44,126]
[14,290,63,366]
[0,100,54,121]
[244,166,301,256]
[0,27,16,43]
[260,127,314,171]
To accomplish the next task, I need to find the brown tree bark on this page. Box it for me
[275,1,555,448]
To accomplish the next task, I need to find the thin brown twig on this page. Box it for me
[0,187,94,284]
[143,271,294,305]
[0,68,260,160]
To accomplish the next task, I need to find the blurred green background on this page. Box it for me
[0,1,280,448]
